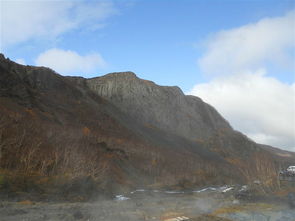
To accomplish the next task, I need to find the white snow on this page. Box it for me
[115,195,130,201]
[164,216,190,221]
[193,187,216,193]
[165,191,185,194]
[222,187,234,193]
[239,185,248,192]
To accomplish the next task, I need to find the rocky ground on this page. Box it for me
[0,186,294,221]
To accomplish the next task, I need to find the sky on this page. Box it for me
[1,0,295,151]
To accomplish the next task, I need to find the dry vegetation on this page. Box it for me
[0,55,294,201]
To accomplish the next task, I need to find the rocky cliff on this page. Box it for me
[84,72,231,141]
[0,54,294,200]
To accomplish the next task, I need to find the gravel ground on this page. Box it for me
[0,188,294,221]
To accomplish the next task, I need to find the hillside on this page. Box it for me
[0,54,294,200]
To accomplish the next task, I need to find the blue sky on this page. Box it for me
[1,0,295,150]
[2,0,293,91]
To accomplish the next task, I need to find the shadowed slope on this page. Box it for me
[0,54,293,200]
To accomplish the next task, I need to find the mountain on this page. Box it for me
[84,72,232,141]
[0,54,294,200]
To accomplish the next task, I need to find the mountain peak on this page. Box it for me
[85,71,231,141]
[1,55,294,197]
[93,71,138,80]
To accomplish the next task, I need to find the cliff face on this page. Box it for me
[85,72,231,141]
[0,54,294,199]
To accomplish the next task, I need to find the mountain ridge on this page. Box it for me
[81,72,232,141]
[0,54,294,200]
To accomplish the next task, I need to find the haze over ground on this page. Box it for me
[1,0,294,151]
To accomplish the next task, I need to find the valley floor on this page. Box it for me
[0,187,294,221]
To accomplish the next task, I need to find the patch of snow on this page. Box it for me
[239,185,248,192]
[193,187,216,193]
[164,216,190,221]
[115,195,130,201]
[165,191,185,194]
[218,186,229,191]
[136,189,145,192]
[222,187,234,193]
[130,189,146,194]
[253,180,261,185]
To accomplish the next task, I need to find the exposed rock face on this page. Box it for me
[1,54,295,199]
[85,72,231,141]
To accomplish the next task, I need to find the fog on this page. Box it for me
[1,186,294,221]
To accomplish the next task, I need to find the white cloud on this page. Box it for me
[189,72,295,151]
[198,10,295,76]
[35,48,106,75]
[190,11,295,151]
[1,0,117,48]
[15,58,26,65]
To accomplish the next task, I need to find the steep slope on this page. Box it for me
[85,72,231,141]
[0,54,294,200]
[84,72,295,166]
[81,72,295,187]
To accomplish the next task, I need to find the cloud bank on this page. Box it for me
[190,11,295,151]
[198,10,295,76]
[190,71,295,149]
[35,48,106,75]
[1,0,116,48]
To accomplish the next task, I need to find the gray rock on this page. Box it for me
[85,72,232,141]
